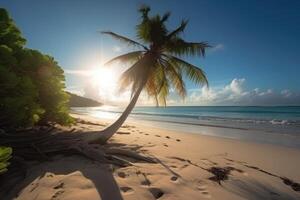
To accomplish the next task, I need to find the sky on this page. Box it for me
[1,0,300,106]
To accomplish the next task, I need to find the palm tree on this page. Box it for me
[87,6,210,144]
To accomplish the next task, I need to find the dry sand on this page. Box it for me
[11,113,300,200]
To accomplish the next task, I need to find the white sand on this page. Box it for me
[12,113,300,200]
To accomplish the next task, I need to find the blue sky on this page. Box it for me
[1,0,300,105]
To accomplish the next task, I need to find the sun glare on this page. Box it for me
[91,67,117,91]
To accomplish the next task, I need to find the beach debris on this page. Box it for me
[208,167,233,184]
[208,166,244,184]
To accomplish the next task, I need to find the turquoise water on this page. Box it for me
[117,106,300,124]
[72,106,300,148]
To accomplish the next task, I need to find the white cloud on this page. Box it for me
[225,78,245,94]
[281,89,292,97]
[209,43,224,52]
[185,78,300,106]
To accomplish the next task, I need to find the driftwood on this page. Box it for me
[0,121,157,197]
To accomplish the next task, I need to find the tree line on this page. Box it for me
[0,8,73,127]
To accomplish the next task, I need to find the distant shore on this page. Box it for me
[13,113,300,200]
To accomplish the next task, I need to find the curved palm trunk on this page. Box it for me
[86,81,145,144]
[86,54,152,144]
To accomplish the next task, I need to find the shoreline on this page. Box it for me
[71,110,300,149]
[13,113,300,200]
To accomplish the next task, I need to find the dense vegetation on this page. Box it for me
[0,8,73,127]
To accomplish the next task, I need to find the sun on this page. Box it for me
[91,67,117,91]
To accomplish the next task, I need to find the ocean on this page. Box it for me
[72,106,300,149]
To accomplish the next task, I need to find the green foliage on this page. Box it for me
[0,65,43,126]
[0,146,12,175]
[0,8,73,127]
[0,8,26,50]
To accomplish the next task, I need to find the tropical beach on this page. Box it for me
[7,113,300,200]
[1,1,300,200]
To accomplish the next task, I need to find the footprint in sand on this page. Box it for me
[120,186,134,194]
[53,182,64,189]
[141,179,151,186]
[197,185,211,198]
[176,139,181,142]
[170,176,178,182]
[163,143,168,147]
[149,188,164,199]
[117,171,126,178]
[51,190,64,200]
[155,135,161,137]
[165,136,170,139]
[201,191,212,198]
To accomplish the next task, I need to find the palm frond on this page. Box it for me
[153,62,169,106]
[144,61,166,105]
[138,5,150,20]
[163,54,208,87]
[118,62,142,93]
[159,58,187,98]
[104,51,144,66]
[167,20,188,39]
[163,38,210,57]
[118,55,150,96]
[157,76,169,106]
[161,12,171,23]
[101,31,148,50]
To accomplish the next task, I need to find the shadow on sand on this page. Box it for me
[6,155,124,200]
